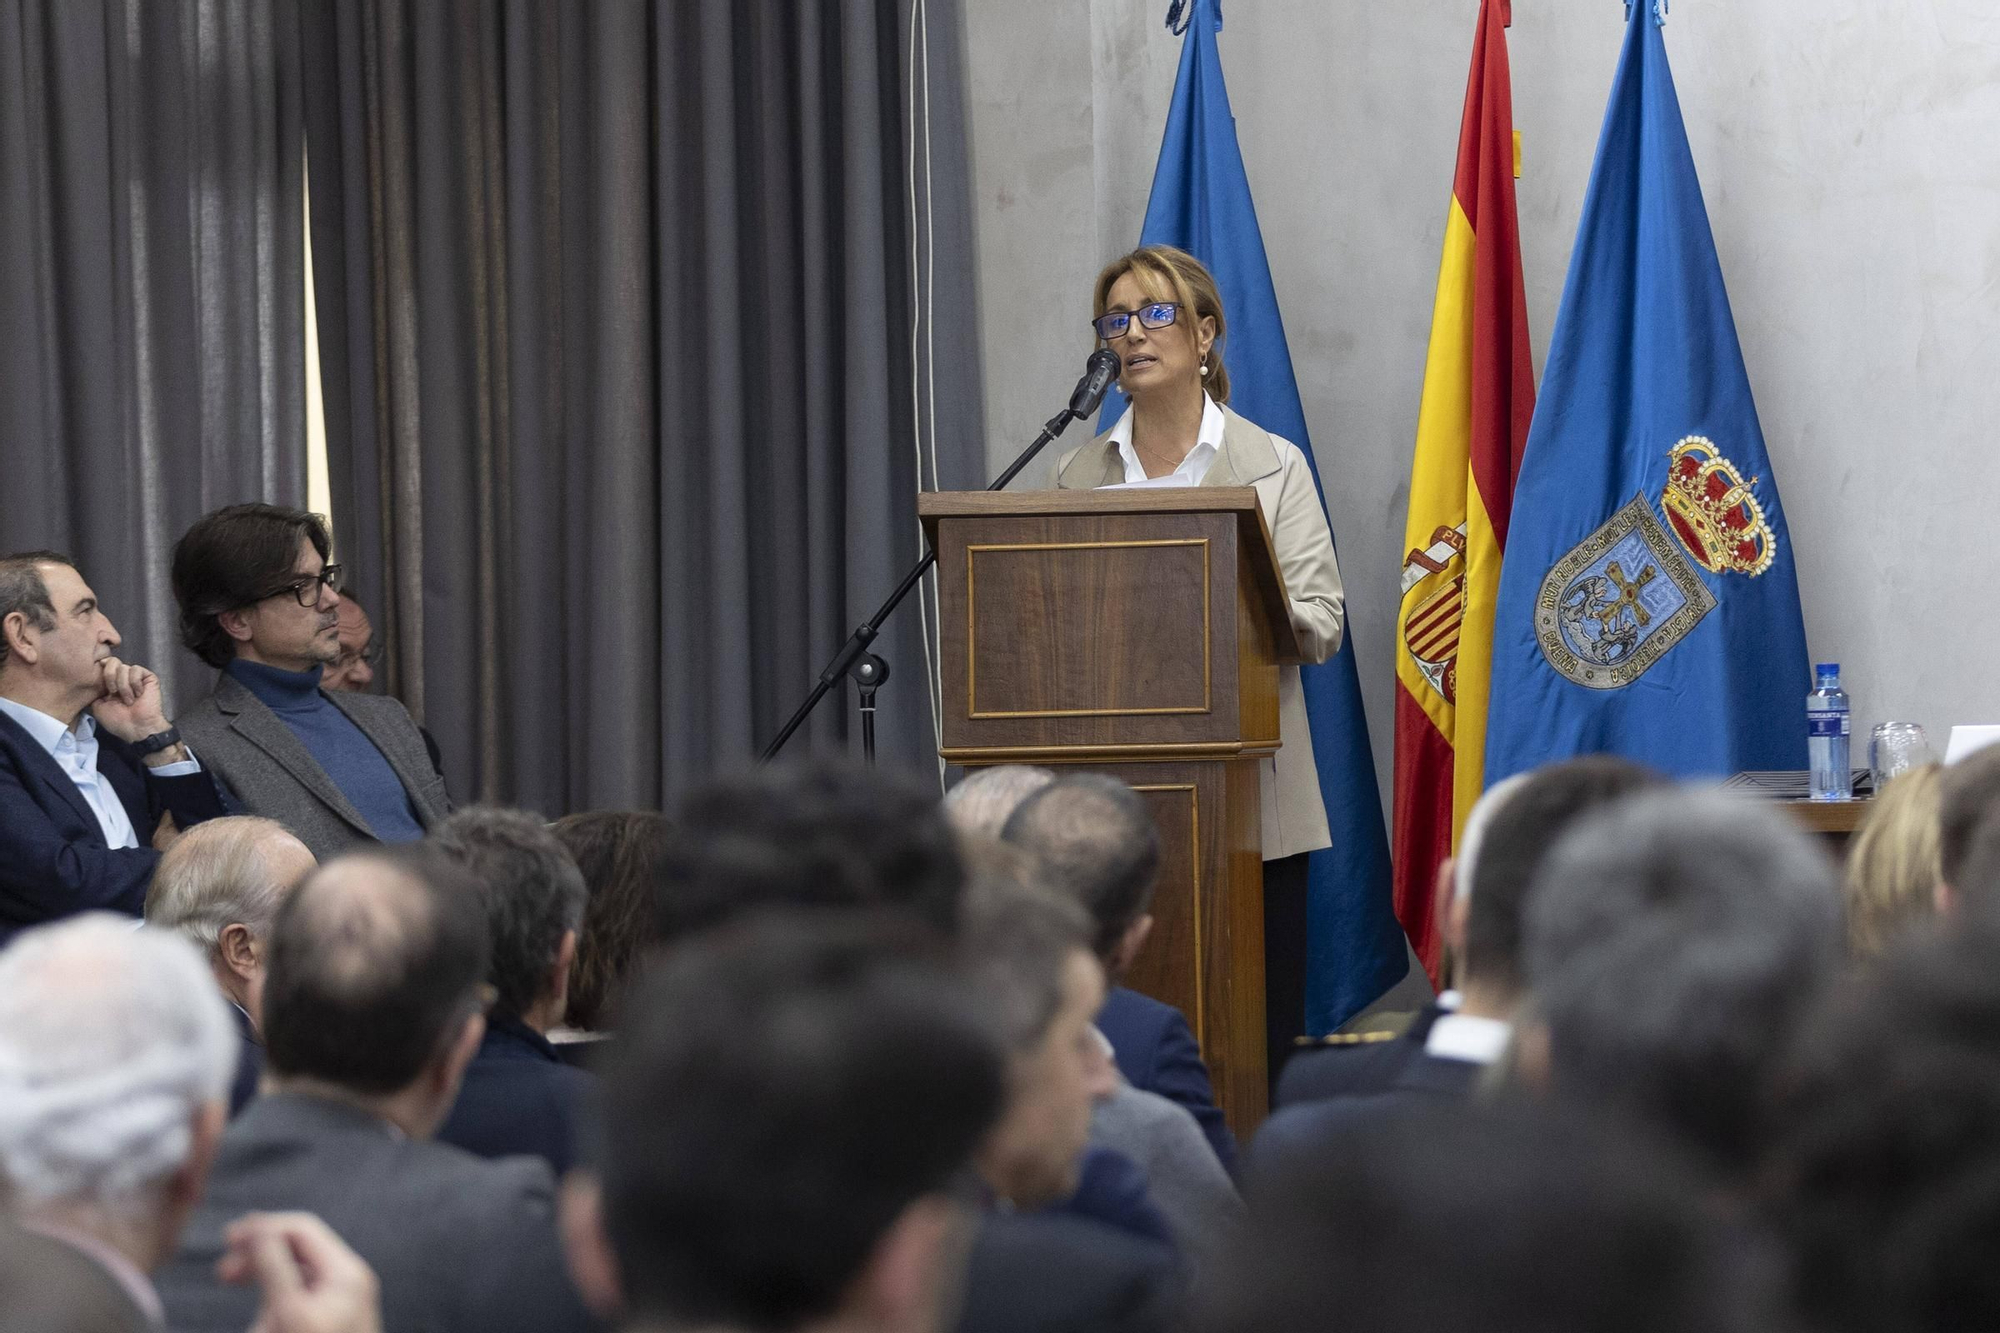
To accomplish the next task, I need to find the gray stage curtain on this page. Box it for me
[304,0,985,815]
[0,0,305,710]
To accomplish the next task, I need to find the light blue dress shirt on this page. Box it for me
[0,696,200,850]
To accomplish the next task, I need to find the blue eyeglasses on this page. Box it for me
[1091,302,1180,341]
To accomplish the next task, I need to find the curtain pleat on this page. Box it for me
[306,0,985,815]
[0,0,304,709]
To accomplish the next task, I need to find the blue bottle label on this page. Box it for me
[1807,709,1847,738]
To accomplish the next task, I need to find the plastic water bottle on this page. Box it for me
[1807,663,1852,800]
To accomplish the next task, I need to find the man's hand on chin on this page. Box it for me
[91,657,189,765]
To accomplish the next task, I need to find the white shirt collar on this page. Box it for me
[1424,1011,1514,1066]
[0,695,92,756]
[1107,392,1225,486]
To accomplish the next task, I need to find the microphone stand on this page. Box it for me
[760,404,1088,764]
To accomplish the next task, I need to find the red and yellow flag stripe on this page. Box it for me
[1391,0,1536,984]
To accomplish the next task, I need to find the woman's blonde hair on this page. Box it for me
[1091,245,1230,404]
[1844,762,1944,959]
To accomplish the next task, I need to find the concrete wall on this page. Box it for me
[963,0,2000,808]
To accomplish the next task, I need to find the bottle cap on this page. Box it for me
[1815,662,1839,680]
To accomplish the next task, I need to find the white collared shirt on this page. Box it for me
[1424,1011,1514,1066]
[1105,392,1225,487]
[0,696,198,850]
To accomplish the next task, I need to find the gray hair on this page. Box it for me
[1002,774,1161,960]
[1523,787,1844,1176]
[944,765,1056,839]
[0,916,236,1210]
[146,816,308,956]
[0,551,72,674]
[955,839,1093,1052]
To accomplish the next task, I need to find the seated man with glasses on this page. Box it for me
[172,504,450,862]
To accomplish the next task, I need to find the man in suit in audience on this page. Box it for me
[157,844,598,1333]
[1272,757,1666,1117]
[433,806,596,1174]
[171,505,449,863]
[1216,1103,1759,1333]
[0,915,238,1333]
[0,551,225,943]
[1522,789,1844,1186]
[1000,773,1237,1174]
[146,816,318,1116]
[318,589,446,779]
[561,913,1006,1333]
[954,857,1179,1333]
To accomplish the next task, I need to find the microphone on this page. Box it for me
[1068,348,1122,416]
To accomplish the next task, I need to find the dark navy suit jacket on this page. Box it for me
[1096,985,1237,1174]
[1273,1001,1448,1109]
[957,1210,1179,1333]
[1043,1147,1176,1252]
[0,709,225,945]
[438,1016,597,1176]
[1253,1049,1485,1181]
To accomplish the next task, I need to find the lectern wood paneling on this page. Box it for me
[920,488,1298,1136]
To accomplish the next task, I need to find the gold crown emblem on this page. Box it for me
[1659,436,1776,578]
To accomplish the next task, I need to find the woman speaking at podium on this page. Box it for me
[1052,244,1347,1060]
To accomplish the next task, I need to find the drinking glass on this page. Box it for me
[1870,722,1932,792]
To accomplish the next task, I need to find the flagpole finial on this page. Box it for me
[1623,0,1668,23]
[1165,0,1221,36]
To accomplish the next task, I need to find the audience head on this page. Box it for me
[1523,788,1844,1181]
[1211,1103,1764,1333]
[1844,762,1944,958]
[1765,900,2000,1333]
[260,845,491,1137]
[1452,757,1667,1004]
[567,913,1004,1333]
[172,503,340,673]
[321,593,378,692]
[432,806,588,1032]
[955,842,1113,1206]
[0,916,236,1269]
[1937,743,2000,907]
[0,551,122,716]
[658,759,965,944]
[942,765,1054,839]
[1001,773,1161,975]
[551,810,672,1031]
[146,816,317,1031]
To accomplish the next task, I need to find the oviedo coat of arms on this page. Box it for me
[1534,437,1777,690]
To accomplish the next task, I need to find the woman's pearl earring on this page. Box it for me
[1200,358,1211,377]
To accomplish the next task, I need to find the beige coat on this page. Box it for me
[1054,404,1345,860]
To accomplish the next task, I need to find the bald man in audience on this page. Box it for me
[157,845,598,1333]
[944,765,1056,839]
[147,816,317,1115]
[1002,773,1236,1174]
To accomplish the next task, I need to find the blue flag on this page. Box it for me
[1484,1,1809,785]
[1112,0,1406,1033]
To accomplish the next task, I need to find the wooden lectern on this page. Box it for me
[919,487,1298,1135]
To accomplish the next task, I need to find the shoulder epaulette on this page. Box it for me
[1292,1029,1399,1048]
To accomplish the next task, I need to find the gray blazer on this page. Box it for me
[1090,1084,1243,1286]
[156,1093,598,1333]
[176,673,451,862]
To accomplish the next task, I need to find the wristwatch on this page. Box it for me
[132,726,184,757]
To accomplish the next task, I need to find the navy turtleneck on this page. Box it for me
[225,659,424,843]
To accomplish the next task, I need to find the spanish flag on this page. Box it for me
[1392,0,1535,983]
